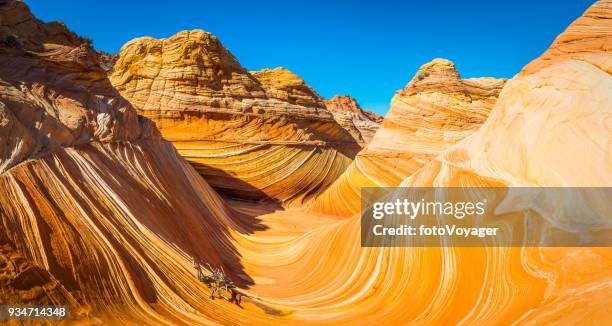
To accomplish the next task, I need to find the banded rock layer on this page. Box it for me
[308,58,506,216]
[0,2,268,324]
[232,1,612,324]
[0,0,157,174]
[1,0,611,325]
[521,0,612,75]
[110,32,360,205]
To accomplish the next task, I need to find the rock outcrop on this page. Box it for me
[387,2,612,323]
[308,58,506,215]
[373,58,506,158]
[230,2,612,325]
[251,67,326,108]
[110,31,360,205]
[521,0,611,75]
[0,0,158,174]
[1,0,611,325]
[0,2,268,324]
[97,51,118,73]
[325,95,383,145]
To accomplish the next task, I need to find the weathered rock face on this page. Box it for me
[230,2,612,325]
[308,58,506,215]
[2,0,611,325]
[110,30,360,205]
[251,67,326,108]
[325,95,383,145]
[0,0,157,174]
[97,51,118,73]
[521,0,612,76]
[372,58,506,157]
[1,140,269,325]
[0,243,76,306]
[385,3,612,323]
[0,2,265,324]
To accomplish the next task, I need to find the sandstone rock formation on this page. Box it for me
[325,95,383,145]
[0,0,159,174]
[230,1,612,325]
[0,243,78,307]
[1,0,611,325]
[110,31,360,205]
[251,67,326,108]
[386,2,612,322]
[308,58,506,216]
[0,2,272,324]
[97,51,118,73]
[521,0,611,76]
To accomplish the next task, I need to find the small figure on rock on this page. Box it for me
[193,259,245,305]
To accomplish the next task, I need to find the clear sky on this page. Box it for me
[28,0,594,116]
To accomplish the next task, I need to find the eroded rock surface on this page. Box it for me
[308,58,506,215]
[325,95,383,145]
[1,0,611,325]
[233,3,612,325]
[111,30,360,205]
[0,0,157,174]
[0,2,266,324]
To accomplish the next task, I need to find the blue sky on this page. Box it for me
[28,0,593,115]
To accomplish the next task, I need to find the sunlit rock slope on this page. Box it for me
[231,1,612,325]
[1,0,611,325]
[0,1,272,324]
[110,33,360,206]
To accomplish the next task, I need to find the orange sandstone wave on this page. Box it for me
[110,34,360,206]
[0,3,268,323]
[0,0,611,325]
[231,1,612,325]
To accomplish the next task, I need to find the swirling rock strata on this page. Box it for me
[325,95,383,145]
[233,2,612,325]
[110,31,360,205]
[0,0,157,174]
[1,0,610,325]
[0,2,260,324]
[1,140,273,324]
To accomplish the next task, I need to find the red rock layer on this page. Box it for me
[325,95,383,145]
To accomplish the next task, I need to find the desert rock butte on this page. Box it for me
[0,0,611,325]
